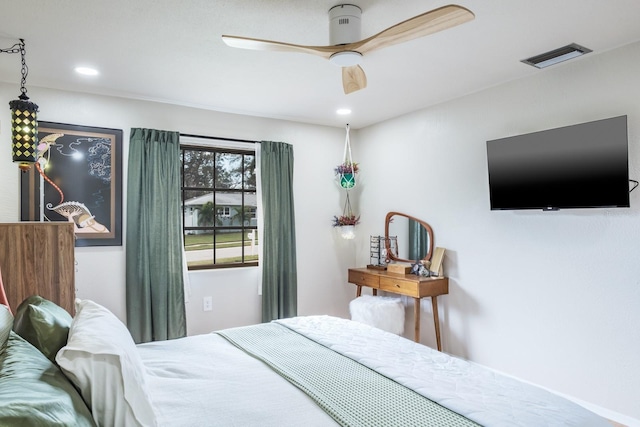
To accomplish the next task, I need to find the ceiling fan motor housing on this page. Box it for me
[329,4,362,45]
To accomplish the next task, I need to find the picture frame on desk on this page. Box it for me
[20,122,123,247]
[429,247,446,277]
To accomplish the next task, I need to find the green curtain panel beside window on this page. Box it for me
[126,128,186,343]
[260,141,297,322]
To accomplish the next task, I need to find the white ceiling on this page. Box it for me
[1,0,640,129]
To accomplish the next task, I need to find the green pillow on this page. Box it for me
[0,304,12,352]
[0,331,96,426]
[12,295,72,362]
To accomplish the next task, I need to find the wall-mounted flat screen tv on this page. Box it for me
[486,115,629,211]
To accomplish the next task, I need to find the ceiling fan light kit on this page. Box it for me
[329,51,363,67]
[222,4,474,94]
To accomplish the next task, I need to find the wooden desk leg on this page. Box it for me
[356,285,362,297]
[414,298,421,343]
[432,296,442,351]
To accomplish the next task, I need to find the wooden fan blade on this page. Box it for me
[355,5,475,55]
[222,35,340,59]
[342,65,367,94]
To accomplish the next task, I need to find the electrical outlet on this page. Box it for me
[203,296,213,312]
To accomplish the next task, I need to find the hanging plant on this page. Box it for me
[331,214,360,227]
[335,162,359,189]
[332,191,359,239]
[334,162,359,175]
[336,124,358,189]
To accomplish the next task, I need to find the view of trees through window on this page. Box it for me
[181,144,258,269]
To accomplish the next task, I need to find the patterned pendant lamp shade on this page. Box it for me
[2,39,39,171]
[9,97,39,171]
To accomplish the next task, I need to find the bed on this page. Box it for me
[0,296,612,427]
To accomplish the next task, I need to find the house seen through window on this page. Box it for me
[180,141,258,270]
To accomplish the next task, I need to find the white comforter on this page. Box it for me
[277,316,610,427]
[138,332,337,426]
[138,315,609,427]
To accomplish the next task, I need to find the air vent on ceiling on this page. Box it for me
[522,43,592,69]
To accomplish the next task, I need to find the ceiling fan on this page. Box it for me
[222,4,474,95]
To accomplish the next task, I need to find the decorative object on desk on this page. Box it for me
[335,124,358,189]
[410,259,422,275]
[20,122,123,247]
[411,259,433,277]
[367,235,389,269]
[387,263,411,275]
[1,39,39,171]
[429,247,446,277]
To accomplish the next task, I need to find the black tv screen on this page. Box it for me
[486,115,629,211]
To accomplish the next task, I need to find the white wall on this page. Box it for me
[0,84,356,336]
[353,41,640,422]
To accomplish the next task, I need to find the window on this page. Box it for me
[180,142,258,270]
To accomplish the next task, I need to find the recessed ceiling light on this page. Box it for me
[336,108,352,115]
[74,66,99,76]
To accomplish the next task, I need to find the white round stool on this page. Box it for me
[349,295,405,335]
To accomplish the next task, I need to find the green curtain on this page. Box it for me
[125,128,186,343]
[260,141,297,322]
[408,219,428,261]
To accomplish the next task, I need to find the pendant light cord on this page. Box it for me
[0,39,29,99]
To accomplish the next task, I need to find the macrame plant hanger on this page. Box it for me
[338,124,356,189]
[334,123,359,239]
[343,191,355,220]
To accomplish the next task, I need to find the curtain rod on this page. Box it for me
[179,133,258,145]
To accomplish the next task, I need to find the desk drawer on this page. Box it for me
[348,270,379,288]
[379,277,419,296]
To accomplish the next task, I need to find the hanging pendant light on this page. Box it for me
[2,39,39,171]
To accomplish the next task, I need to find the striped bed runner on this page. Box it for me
[217,323,479,427]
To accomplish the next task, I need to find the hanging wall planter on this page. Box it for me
[332,216,360,240]
[335,162,359,189]
[332,192,360,240]
[335,124,358,189]
[333,124,360,239]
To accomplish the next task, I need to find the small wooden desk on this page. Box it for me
[348,267,449,351]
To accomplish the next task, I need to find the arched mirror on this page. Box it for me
[384,212,434,264]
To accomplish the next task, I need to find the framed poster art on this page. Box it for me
[20,121,123,246]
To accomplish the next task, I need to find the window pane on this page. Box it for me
[214,191,251,226]
[245,192,257,226]
[244,154,256,190]
[215,229,244,265]
[183,191,214,228]
[184,232,214,268]
[215,153,243,189]
[244,230,259,262]
[182,150,214,188]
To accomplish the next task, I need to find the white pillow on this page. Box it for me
[56,299,157,427]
